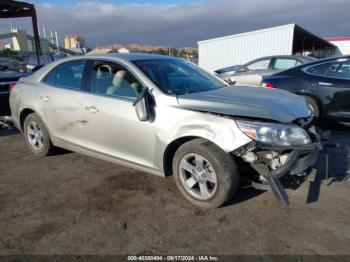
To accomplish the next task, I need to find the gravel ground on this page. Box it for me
[0,125,349,255]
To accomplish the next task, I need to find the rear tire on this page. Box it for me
[23,113,54,157]
[172,138,239,209]
[303,96,320,118]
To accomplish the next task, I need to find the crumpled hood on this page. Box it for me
[177,86,311,123]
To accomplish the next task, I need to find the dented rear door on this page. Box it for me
[38,60,87,147]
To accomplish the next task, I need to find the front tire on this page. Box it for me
[23,113,54,157]
[172,138,239,209]
[303,96,320,118]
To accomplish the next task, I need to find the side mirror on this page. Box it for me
[226,77,236,85]
[133,87,150,121]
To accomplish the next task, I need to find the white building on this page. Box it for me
[118,47,130,53]
[326,37,350,56]
[198,24,336,72]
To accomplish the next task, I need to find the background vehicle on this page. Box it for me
[0,70,26,115]
[10,53,320,208]
[216,55,316,85]
[262,56,350,122]
[214,64,241,83]
[25,54,64,72]
[0,57,26,73]
[0,53,64,115]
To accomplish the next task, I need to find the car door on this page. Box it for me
[37,60,88,147]
[306,58,350,121]
[232,58,272,86]
[82,60,157,168]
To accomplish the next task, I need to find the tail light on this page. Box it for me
[9,83,16,92]
[262,82,274,88]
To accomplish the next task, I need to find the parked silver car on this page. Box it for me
[10,53,322,208]
[215,55,317,86]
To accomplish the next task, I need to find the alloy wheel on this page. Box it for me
[178,153,218,200]
[27,120,44,150]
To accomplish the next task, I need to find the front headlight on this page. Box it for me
[236,120,311,146]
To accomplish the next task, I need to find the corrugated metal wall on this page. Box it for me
[198,24,295,72]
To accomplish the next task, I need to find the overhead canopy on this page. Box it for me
[293,24,336,57]
[0,0,42,64]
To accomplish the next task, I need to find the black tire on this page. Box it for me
[23,113,54,157]
[172,138,239,209]
[303,96,320,118]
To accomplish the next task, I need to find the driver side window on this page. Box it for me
[91,61,143,100]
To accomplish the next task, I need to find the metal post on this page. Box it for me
[31,9,42,65]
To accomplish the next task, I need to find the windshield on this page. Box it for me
[133,58,227,95]
[215,65,241,74]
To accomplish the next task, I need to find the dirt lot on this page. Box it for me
[0,124,349,255]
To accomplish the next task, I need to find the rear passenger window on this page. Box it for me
[325,61,350,79]
[43,60,86,90]
[306,62,332,76]
[306,61,350,79]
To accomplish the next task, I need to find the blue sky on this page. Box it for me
[2,0,349,48]
[30,0,199,5]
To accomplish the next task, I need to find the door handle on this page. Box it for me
[318,82,333,86]
[85,106,99,113]
[40,95,50,102]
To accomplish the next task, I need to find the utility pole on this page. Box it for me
[55,30,59,51]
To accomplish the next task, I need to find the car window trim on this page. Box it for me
[86,59,146,102]
[302,59,350,80]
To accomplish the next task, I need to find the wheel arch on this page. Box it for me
[294,91,324,114]
[19,108,36,132]
[163,136,202,177]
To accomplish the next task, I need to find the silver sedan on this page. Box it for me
[10,53,321,208]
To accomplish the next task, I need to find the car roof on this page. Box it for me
[244,55,316,64]
[215,55,316,71]
[263,55,350,79]
[280,55,350,70]
[91,52,175,61]
[302,55,350,65]
[29,53,183,81]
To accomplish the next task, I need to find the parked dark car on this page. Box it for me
[261,56,350,123]
[0,70,25,115]
[215,55,316,86]
[0,54,58,116]
[25,54,64,72]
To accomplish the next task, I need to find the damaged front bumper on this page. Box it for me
[234,128,323,207]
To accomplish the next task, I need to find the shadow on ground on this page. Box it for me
[0,128,19,137]
[306,121,350,204]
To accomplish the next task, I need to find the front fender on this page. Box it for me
[167,115,252,153]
